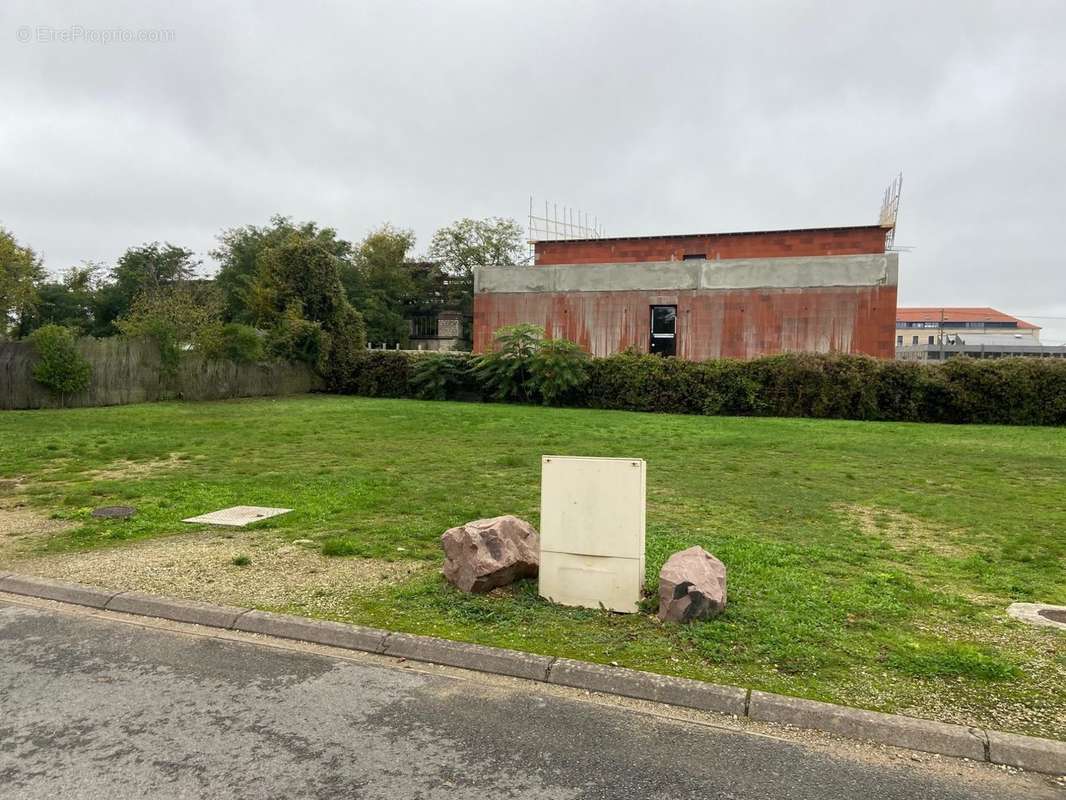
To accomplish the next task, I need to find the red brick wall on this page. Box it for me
[474,285,897,360]
[535,227,888,265]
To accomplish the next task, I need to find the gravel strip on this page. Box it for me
[1,529,428,615]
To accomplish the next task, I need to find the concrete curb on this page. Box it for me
[747,691,988,762]
[384,632,554,682]
[987,730,1066,775]
[105,591,248,629]
[234,610,388,654]
[0,574,120,609]
[0,573,1062,776]
[549,657,748,717]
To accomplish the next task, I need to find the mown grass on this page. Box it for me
[1,395,1064,737]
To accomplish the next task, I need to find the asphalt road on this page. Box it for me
[0,598,1061,800]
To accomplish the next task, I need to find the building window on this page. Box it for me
[896,335,903,346]
[928,335,935,345]
[681,253,705,261]
[912,335,919,345]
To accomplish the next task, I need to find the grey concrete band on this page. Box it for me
[549,657,747,717]
[105,591,248,629]
[747,691,987,762]
[1,573,1062,776]
[234,610,389,654]
[987,730,1066,774]
[0,573,120,609]
[383,632,554,682]
[475,253,898,294]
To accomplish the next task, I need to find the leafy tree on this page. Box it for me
[28,324,91,403]
[345,224,422,346]
[17,262,102,337]
[117,283,221,376]
[249,236,366,380]
[0,227,45,338]
[428,217,525,277]
[212,216,352,323]
[427,217,525,318]
[95,243,200,334]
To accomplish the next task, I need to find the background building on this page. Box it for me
[894,308,1064,360]
[896,307,1040,347]
[474,225,898,360]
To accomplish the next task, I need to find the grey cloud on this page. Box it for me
[2,0,1064,340]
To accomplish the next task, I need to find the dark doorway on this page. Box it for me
[650,305,677,356]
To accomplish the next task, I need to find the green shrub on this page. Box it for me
[410,352,475,400]
[699,359,763,415]
[328,332,1066,426]
[473,324,543,401]
[528,338,589,405]
[27,324,91,401]
[265,305,330,369]
[222,323,263,363]
[117,284,220,377]
[197,323,265,363]
[336,350,415,397]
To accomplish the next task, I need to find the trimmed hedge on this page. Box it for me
[330,350,1066,426]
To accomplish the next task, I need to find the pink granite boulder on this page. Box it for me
[657,546,727,623]
[441,515,540,593]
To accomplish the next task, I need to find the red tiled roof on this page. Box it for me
[896,307,1039,329]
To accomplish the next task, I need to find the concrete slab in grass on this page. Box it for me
[106,591,248,629]
[748,691,987,761]
[182,506,291,527]
[383,633,553,682]
[234,611,387,654]
[0,574,118,609]
[987,730,1066,776]
[548,658,748,717]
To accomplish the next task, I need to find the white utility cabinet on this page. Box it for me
[538,455,646,613]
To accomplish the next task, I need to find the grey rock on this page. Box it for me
[657,545,727,623]
[441,515,539,593]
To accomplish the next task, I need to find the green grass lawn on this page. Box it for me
[1,395,1064,738]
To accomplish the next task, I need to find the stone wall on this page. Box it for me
[0,337,322,410]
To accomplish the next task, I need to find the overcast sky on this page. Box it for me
[3,1,1065,341]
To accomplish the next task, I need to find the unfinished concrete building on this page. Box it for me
[473,223,899,360]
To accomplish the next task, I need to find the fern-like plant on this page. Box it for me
[410,353,471,400]
[473,324,543,401]
[528,338,589,404]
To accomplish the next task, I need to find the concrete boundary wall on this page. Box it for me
[475,253,898,295]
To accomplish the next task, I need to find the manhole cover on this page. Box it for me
[92,505,137,520]
[1007,602,1066,631]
